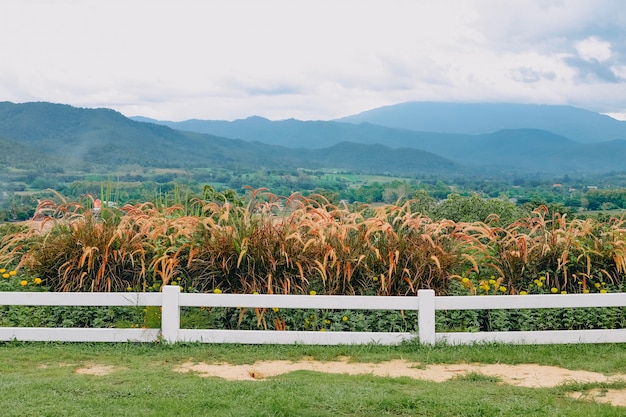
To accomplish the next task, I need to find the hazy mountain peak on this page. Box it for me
[336,101,626,143]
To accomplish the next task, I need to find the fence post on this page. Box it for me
[161,285,180,343]
[418,289,436,345]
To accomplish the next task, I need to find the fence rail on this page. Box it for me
[1,287,625,345]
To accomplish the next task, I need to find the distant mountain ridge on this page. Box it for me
[135,101,626,145]
[335,102,626,144]
[133,102,626,174]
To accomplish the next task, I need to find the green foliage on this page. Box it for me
[0,305,144,328]
[584,189,626,210]
[431,193,527,224]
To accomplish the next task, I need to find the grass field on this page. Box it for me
[0,341,624,416]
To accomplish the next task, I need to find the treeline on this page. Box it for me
[584,189,626,210]
[2,167,626,222]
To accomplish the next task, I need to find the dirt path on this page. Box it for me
[163,357,625,407]
[171,357,623,386]
[66,358,626,406]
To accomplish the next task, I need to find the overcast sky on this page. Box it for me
[2,0,626,121]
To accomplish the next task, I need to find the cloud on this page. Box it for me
[563,56,623,83]
[575,37,612,62]
[2,0,626,120]
[508,67,557,83]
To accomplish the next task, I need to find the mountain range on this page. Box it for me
[135,102,626,145]
[132,102,626,174]
[0,101,457,176]
[1,100,625,178]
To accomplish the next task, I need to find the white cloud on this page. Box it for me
[1,0,626,120]
[604,112,626,121]
[575,37,612,62]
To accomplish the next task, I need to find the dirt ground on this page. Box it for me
[68,361,626,407]
[161,357,626,407]
[42,356,626,407]
[74,364,127,376]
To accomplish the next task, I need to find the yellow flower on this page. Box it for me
[324,319,330,324]
[594,283,601,288]
[600,289,608,294]
[461,277,470,284]
[34,278,42,285]
[342,316,348,322]
[536,282,543,287]
[126,286,133,291]
[309,290,317,296]
[498,286,506,292]
[2,273,9,279]
[539,276,546,281]
[9,270,16,276]
[253,291,259,295]
[519,291,528,295]
[533,279,540,285]
[550,287,558,293]
[319,328,326,332]
[0,268,5,273]
[583,289,590,294]
[272,307,280,313]
[372,276,378,281]
[560,290,567,294]
[489,279,496,285]
[213,288,222,294]
[20,280,27,286]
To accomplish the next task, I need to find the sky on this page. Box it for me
[2,0,626,121]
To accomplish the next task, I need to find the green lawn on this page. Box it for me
[0,342,624,416]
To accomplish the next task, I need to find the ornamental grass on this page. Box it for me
[0,188,624,295]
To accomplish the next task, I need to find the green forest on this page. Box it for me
[2,167,626,223]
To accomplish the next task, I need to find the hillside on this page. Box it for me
[0,101,240,169]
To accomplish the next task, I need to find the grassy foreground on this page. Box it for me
[0,342,624,416]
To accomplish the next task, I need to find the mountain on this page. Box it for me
[0,101,459,176]
[335,102,626,144]
[3,100,626,178]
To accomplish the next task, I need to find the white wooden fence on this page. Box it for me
[1,287,625,345]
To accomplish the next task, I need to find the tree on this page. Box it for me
[432,193,525,225]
